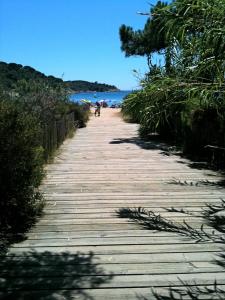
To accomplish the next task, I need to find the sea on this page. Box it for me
[70,90,132,107]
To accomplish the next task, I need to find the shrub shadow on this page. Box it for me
[109,136,176,152]
[116,207,224,243]
[0,250,113,300]
[167,178,225,189]
[116,203,225,299]
[110,135,225,171]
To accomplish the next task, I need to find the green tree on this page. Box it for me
[119,1,168,69]
[121,0,225,156]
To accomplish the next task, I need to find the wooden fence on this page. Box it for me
[42,112,76,160]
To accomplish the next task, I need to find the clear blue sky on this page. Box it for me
[0,0,161,90]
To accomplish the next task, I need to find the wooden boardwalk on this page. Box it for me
[1,108,225,299]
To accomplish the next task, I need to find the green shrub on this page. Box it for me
[122,78,225,163]
[0,99,44,233]
[69,102,89,128]
[122,91,144,123]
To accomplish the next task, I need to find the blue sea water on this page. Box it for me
[70,90,132,106]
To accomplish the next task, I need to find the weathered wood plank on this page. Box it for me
[1,261,223,276]
[10,243,221,254]
[27,229,223,238]
[2,286,225,300]
[1,272,225,290]
[3,251,222,264]
[9,236,215,247]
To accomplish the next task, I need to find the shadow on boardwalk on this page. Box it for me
[110,136,172,152]
[116,200,225,299]
[137,283,225,300]
[110,136,225,184]
[0,251,113,300]
[112,133,225,299]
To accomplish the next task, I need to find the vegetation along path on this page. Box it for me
[1,108,225,299]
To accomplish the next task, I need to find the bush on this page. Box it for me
[122,79,225,165]
[69,102,89,128]
[0,99,44,233]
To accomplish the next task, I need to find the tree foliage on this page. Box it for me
[0,61,63,91]
[65,80,118,92]
[121,0,225,161]
[119,1,169,67]
[0,61,118,93]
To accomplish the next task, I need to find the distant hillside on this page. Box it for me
[0,61,118,92]
[65,80,119,92]
[0,61,63,90]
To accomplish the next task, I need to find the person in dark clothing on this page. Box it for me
[95,101,101,117]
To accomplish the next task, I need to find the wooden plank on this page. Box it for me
[35,217,208,225]
[3,251,222,264]
[43,207,205,213]
[1,262,223,277]
[28,223,216,231]
[9,236,215,247]
[2,285,225,300]
[40,211,206,217]
[27,229,223,238]
[10,243,221,254]
[1,272,225,290]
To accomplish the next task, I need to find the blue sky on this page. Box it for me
[0,0,161,90]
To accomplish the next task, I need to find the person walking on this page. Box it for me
[95,101,101,117]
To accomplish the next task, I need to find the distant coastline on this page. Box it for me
[70,88,119,94]
[0,61,119,94]
[65,80,119,93]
